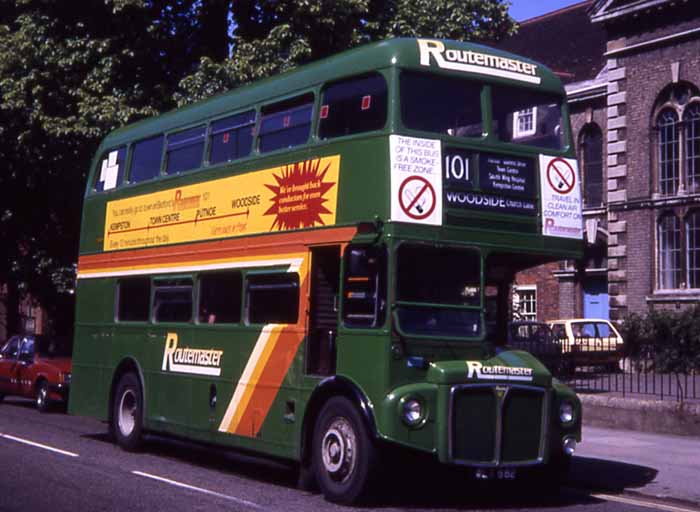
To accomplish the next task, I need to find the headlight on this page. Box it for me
[559,402,574,424]
[63,373,71,384]
[401,398,424,427]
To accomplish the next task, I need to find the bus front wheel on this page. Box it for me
[312,396,378,504]
[112,372,143,452]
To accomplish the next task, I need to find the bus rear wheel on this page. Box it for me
[312,397,378,504]
[112,372,143,452]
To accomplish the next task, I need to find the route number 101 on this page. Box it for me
[444,152,471,184]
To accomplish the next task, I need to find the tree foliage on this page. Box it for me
[176,0,516,105]
[0,0,515,335]
[0,0,225,333]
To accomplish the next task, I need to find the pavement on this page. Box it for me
[572,388,700,509]
[578,391,700,437]
[573,425,700,508]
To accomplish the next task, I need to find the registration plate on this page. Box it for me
[495,468,517,480]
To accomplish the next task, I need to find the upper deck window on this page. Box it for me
[130,135,164,183]
[400,72,483,138]
[165,126,205,175]
[94,146,127,192]
[259,94,314,153]
[209,110,255,164]
[319,74,387,139]
[492,86,564,150]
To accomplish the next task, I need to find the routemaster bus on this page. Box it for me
[70,38,583,504]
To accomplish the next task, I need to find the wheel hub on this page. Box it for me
[118,390,136,436]
[321,418,357,482]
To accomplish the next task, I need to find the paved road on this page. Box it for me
[575,426,700,504]
[0,398,696,512]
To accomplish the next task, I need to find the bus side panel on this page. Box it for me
[333,137,390,225]
[69,278,115,419]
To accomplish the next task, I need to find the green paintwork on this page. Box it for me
[70,37,583,472]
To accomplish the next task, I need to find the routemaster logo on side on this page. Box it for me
[417,39,541,85]
[162,332,223,377]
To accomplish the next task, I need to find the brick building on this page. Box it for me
[500,0,700,322]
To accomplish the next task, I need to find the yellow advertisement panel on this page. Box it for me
[104,156,340,251]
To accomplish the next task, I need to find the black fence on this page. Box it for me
[510,333,699,402]
[559,356,699,402]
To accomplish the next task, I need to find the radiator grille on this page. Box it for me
[450,384,548,466]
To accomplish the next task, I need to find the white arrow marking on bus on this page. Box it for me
[0,432,79,458]
[132,471,262,509]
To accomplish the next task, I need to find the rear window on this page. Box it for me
[319,74,387,139]
[259,94,313,153]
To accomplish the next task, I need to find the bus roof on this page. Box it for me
[100,38,563,150]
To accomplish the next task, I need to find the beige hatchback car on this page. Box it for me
[548,319,624,372]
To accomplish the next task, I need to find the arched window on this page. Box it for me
[684,103,700,193]
[653,83,700,196]
[658,213,681,289]
[579,124,603,207]
[657,109,680,196]
[687,210,700,288]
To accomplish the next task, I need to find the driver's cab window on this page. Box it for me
[342,246,386,327]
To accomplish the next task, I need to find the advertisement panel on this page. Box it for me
[103,156,340,251]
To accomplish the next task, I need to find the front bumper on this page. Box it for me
[49,382,70,402]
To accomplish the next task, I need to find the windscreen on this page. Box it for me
[492,86,565,150]
[400,72,483,138]
[396,245,482,337]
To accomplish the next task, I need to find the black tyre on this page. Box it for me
[112,372,144,452]
[36,380,50,413]
[312,396,378,504]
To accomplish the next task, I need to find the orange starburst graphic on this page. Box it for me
[264,158,336,231]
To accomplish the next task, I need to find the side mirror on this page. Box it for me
[19,352,33,364]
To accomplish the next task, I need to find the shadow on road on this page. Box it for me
[568,455,658,493]
[77,429,659,509]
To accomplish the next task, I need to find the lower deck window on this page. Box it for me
[117,277,151,322]
[153,278,193,323]
[198,272,242,324]
[247,273,299,324]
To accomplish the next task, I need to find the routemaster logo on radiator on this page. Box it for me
[162,332,223,377]
[466,361,533,382]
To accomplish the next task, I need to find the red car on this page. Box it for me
[0,334,72,412]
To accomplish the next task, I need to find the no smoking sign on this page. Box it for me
[546,157,576,194]
[398,176,436,220]
[389,135,442,226]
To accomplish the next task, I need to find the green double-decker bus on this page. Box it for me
[70,38,583,504]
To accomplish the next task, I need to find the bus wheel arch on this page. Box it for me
[108,358,146,450]
[299,377,377,491]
